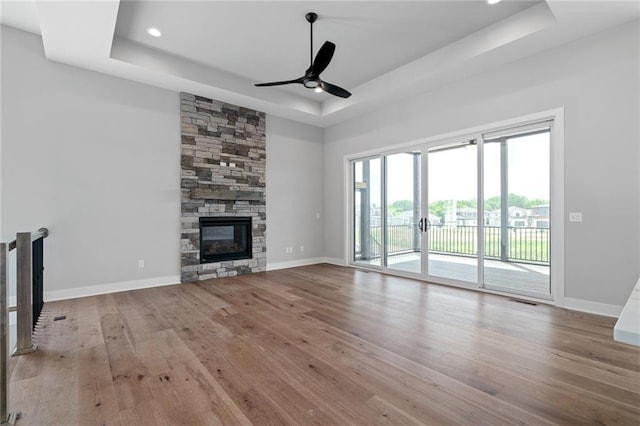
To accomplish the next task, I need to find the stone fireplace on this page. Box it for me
[180,93,266,282]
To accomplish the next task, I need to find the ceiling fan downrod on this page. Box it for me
[306,12,317,67]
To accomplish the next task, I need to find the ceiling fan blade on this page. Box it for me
[320,80,351,98]
[310,41,335,75]
[255,78,303,87]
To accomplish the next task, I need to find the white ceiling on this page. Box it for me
[114,1,540,100]
[1,1,639,127]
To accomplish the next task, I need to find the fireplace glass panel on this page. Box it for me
[199,217,252,263]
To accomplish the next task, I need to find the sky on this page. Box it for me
[357,132,550,207]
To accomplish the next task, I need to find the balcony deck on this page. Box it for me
[359,252,550,295]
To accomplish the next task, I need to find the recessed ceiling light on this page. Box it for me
[487,0,502,4]
[314,87,323,93]
[146,27,162,37]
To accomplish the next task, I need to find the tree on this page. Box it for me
[457,199,477,209]
[508,194,528,208]
[430,194,549,220]
[484,196,500,211]
[428,200,450,221]
[525,198,548,208]
[484,194,549,210]
[389,200,414,214]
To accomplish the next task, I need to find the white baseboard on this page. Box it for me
[561,297,623,318]
[44,275,181,302]
[322,257,346,266]
[266,257,325,271]
[33,269,624,320]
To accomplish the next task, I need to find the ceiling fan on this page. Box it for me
[255,12,352,99]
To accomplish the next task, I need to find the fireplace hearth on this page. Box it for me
[199,217,252,263]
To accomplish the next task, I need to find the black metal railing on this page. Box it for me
[356,224,549,265]
[356,224,416,260]
[32,235,45,331]
[380,224,416,255]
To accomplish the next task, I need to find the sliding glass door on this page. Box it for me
[385,152,422,274]
[353,157,382,267]
[426,141,478,284]
[482,125,551,298]
[350,119,553,300]
[352,153,422,274]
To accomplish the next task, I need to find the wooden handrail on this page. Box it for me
[5,227,48,252]
[31,228,48,242]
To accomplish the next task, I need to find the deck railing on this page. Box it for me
[0,227,49,425]
[356,224,549,265]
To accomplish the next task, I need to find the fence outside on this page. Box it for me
[356,224,549,265]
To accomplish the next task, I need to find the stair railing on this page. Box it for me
[0,227,49,426]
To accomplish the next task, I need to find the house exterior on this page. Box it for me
[444,206,478,227]
[448,206,533,228]
[529,204,550,228]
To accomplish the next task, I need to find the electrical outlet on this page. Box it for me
[569,212,583,222]
[300,245,304,252]
[316,213,320,219]
[285,247,293,253]
[137,259,145,268]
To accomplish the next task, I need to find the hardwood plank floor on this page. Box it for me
[9,264,640,425]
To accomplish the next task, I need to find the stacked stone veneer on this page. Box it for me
[180,93,266,282]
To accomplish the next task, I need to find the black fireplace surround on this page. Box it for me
[199,217,252,263]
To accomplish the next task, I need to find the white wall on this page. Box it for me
[324,21,640,308]
[1,26,182,298]
[266,116,325,268]
[1,26,329,298]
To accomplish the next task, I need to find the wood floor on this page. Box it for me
[8,264,640,425]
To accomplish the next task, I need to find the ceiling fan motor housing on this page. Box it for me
[303,78,319,88]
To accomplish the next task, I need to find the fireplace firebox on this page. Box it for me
[199,217,252,263]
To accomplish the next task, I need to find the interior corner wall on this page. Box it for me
[1,26,181,298]
[265,116,324,268]
[323,20,640,308]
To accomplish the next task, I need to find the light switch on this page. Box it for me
[569,212,583,222]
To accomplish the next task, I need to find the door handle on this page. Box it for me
[418,218,424,233]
